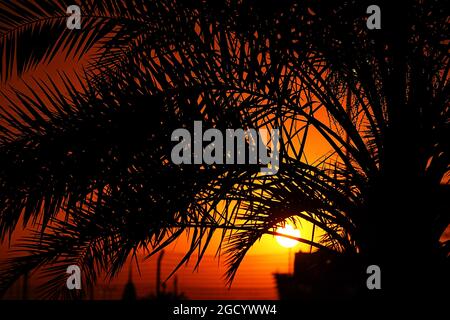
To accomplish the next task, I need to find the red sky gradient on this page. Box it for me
[1,20,449,301]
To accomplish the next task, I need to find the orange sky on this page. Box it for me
[2,20,448,301]
[0,209,324,299]
[0,38,332,300]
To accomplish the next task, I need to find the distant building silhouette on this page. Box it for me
[121,251,186,300]
[122,267,137,300]
[274,250,363,300]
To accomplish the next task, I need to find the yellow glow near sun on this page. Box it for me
[275,224,301,248]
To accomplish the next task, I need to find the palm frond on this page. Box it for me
[0,0,448,297]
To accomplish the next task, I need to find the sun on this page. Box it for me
[275,224,301,248]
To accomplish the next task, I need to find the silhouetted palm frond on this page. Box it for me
[0,0,448,298]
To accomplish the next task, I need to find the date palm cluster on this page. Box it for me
[0,0,448,299]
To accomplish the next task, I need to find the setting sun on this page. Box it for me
[275,224,301,248]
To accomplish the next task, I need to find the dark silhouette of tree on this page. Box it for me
[0,0,448,300]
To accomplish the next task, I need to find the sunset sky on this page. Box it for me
[0,44,329,300]
[0,1,448,305]
[1,219,324,299]
[2,38,449,300]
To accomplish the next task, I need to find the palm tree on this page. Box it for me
[0,0,448,300]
